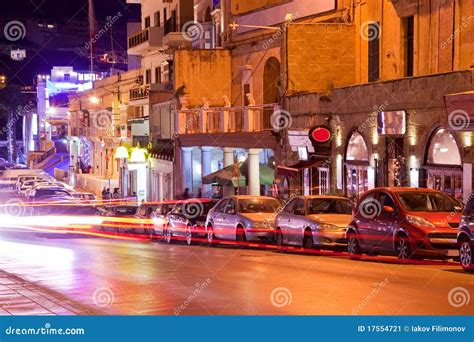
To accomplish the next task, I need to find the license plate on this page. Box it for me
[447,249,458,257]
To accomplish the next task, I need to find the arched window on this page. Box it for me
[427,128,461,165]
[346,131,369,162]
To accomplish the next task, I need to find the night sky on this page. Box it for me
[0,0,140,21]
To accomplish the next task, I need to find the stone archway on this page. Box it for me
[263,57,281,129]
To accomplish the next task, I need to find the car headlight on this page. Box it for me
[317,223,339,231]
[405,215,436,229]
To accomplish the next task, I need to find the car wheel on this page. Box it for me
[347,231,362,259]
[236,225,247,245]
[395,235,411,260]
[459,240,473,272]
[302,229,314,250]
[185,225,193,246]
[207,224,215,246]
[164,225,172,244]
[275,228,285,252]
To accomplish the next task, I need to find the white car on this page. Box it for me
[15,175,45,193]
[25,183,65,198]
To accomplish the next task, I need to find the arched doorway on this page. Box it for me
[345,131,370,199]
[425,128,462,198]
[263,57,280,129]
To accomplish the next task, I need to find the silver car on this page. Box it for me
[206,196,281,244]
[274,196,353,250]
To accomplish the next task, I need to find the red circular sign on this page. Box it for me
[311,127,331,143]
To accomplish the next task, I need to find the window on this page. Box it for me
[145,69,151,84]
[243,84,251,106]
[238,198,280,214]
[155,67,161,84]
[164,9,167,21]
[293,199,305,215]
[144,16,151,29]
[378,192,396,214]
[404,16,414,77]
[154,11,161,27]
[284,198,297,213]
[368,22,380,82]
[214,199,228,213]
[225,199,237,214]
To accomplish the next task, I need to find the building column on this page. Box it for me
[158,171,164,202]
[201,146,212,197]
[223,147,235,197]
[248,148,262,196]
[181,147,194,194]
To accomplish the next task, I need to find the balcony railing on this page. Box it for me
[175,104,279,135]
[130,85,150,101]
[128,28,149,49]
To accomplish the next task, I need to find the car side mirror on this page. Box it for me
[383,206,395,214]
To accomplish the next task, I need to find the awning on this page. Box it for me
[277,158,326,178]
[202,161,275,186]
[445,91,474,130]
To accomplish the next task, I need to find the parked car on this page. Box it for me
[134,202,160,237]
[206,196,281,245]
[274,196,353,250]
[458,196,474,272]
[15,175,45,192]
[346,188,462,260]
[101,205,139,234]
[29,188,74,203]
[71,192,97,204]
[151,201,178,239]
[164,199,218,245]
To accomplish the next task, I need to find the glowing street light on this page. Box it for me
[130,146,147,163]
[90,96,100,104]
[114,145,129,159]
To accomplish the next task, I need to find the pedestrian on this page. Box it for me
[182,188,190,199]
[101,187,107,200]
[112,188,120,199]
[196,188,202,198]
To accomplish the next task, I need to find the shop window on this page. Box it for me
[427,129,461,165]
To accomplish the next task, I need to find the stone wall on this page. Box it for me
[174,49,232,107]
[285,23,356,95]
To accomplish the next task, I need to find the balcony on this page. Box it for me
[128,26,164,55]
[163,17,194,48]
[176,104,278,135]
[129,85,150,102]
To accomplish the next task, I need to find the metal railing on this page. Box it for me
[130,85,150,101]
[128,28,149,49]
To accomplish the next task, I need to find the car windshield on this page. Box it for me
[183,202,216,216]
[396,192,461,212]
[307,198,352,215]
[239,198,280,214]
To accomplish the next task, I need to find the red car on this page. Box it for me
[346,188,462,260]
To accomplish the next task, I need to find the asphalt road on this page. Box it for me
[0,226,472,315]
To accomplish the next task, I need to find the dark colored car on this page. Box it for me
[134,203,159,237]
[101,205,139,234]
[458,196,474,272]
[164,199,217,245]
[346,188,462,260]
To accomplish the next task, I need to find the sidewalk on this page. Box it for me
[0,270,96,316]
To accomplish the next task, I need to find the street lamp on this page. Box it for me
[114,145,129,159]
[130,146,147,163]
[90,96,100,104]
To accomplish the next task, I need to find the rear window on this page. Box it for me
[115,206,138,215]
